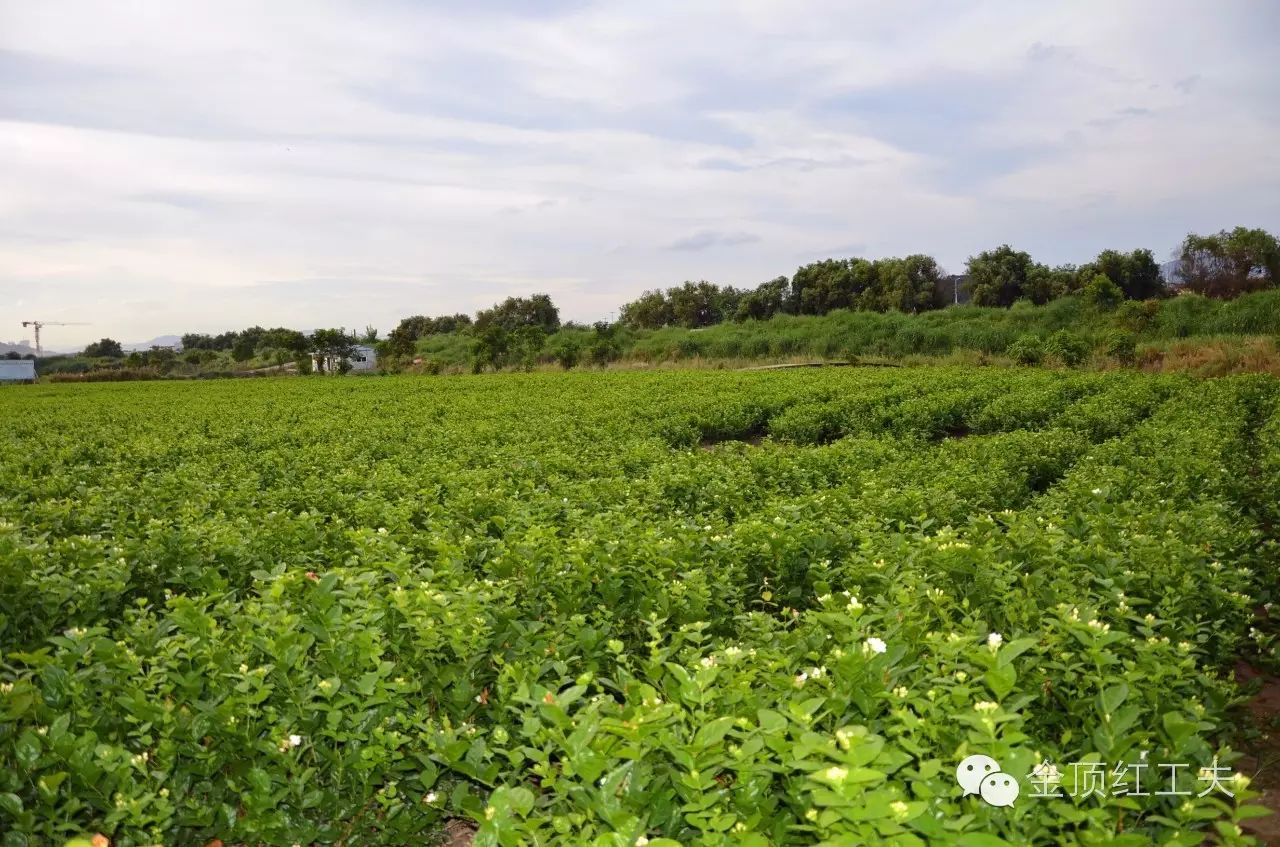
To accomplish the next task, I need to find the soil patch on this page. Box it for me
[1235,660,1280,845]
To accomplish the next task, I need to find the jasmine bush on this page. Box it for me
[0,369,1276,845]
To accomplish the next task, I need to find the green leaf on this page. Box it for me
[693,716,736,748]
[1161,712,1196,749]
[757,709,787,734]
[955,834,1015,847]
[1099,682,1128,715]
[14,731,41,769]
[996,637,1038,668]
[0,793,22,817]
[984,664,1016,700]
[506,786,535,817]
[48,714,71,742]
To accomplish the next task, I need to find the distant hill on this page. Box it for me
[0,340,41,356]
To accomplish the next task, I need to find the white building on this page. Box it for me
[0,360,37,383]
[349,345,377,373]
[313,345,377,374]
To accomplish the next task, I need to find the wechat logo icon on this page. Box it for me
[957,754,1020,807]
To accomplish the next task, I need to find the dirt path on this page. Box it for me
[1236,661,1280,845]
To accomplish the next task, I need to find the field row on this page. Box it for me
[0,369,1277,845]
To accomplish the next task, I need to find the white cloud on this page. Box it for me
[0,0,1277,348]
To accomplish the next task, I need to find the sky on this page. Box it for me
[2,1,1278,350]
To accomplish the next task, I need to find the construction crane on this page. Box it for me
[20,321,90,357]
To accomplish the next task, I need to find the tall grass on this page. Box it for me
[400,289,1280,372]
[620,290,1280,363]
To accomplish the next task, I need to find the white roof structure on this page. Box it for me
[0,360,36,382]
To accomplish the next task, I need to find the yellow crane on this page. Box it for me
[20,321,90,357]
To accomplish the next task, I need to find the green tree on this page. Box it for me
[509,325,546,371]
[733,277,789,322]
[231,336,256,363]
[1177,227,1280,298]
[181,333,216,350]
[1079,249,1165,300]
[619,290,673,329]
[873,255,942,313]
[664,281,741,328]
[83,338,124,358]
[623,283,742,328]
[792,259,863,314]
[966,246,1047,307]
[585,322,622,366]
[389,313,473,348]
[261,328,309,354]
[474,295,560,335]
[309,328,357,375]
[471,325,510,372]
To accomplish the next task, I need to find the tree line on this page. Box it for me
[617,226,1276,330]
[73,225,1278,370]
[71,326,377,375]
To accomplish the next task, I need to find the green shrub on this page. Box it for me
[1044,330,1089,367]
[1114,299,1162,333]
[549,337,582,370]
[1006,334,1045,365]
[1155,293,1217,338]
[1083,273,1124,310]
[0,371,1274,845]
[1102,330,1138,364]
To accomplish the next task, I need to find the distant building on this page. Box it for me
[0,360,37,384]
[313,344,377,374]
[937,274,972,306]
[349,345,377,373]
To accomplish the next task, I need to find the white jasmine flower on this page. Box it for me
[1032,762,1061,782]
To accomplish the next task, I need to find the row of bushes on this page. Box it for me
[612,290,1280,365]
[1005,331,1136,367]
[45,368,280,383]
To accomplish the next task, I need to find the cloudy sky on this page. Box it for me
[2,1,1278,349]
